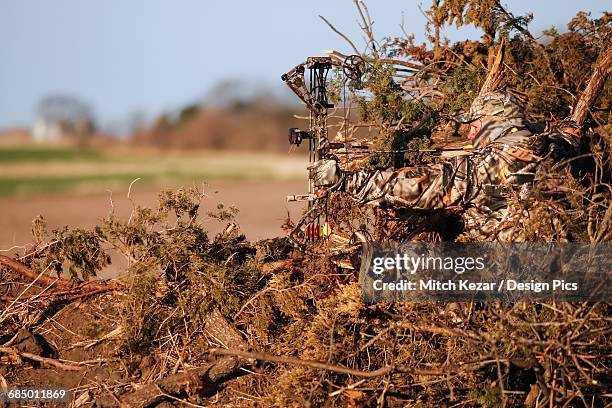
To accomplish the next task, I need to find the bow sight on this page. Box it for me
[287,128,310,147]
[282,55,364,245]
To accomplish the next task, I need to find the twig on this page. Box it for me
[209,348,503,379]
[328,379,367,397]
[210,348,441,378]
[17,240,59,262]
[0,345,84,371]
[378,58,423,70]
[102,383,125,408]
[127,177,142,225]
[155,385,208,408]
[354,0,378,57]
[0,263,55,323]
[319,15,360,55]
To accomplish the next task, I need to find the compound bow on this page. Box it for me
[281,55,364,247]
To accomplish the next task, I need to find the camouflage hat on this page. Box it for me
[454,91,524,123]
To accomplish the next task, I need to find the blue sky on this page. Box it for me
[0,1,607,131]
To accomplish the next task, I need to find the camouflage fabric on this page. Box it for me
[317,91,556,241]
[338,127,539,213]
[311,158,341,188]
[453,90,525,124]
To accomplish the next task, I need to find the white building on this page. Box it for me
[31,117,63,143]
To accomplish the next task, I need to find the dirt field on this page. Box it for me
[0,179,306,274]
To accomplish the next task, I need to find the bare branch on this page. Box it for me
[479,38,506,95]
[0,345,89,371]
[571,45,612,126]
[354,0,378,58]
[210,348,505,379]
[0,255,71,291]
[319,15,361,56]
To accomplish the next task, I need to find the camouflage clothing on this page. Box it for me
[339,128,538,211]
[314,91,578,241]
[453,90,525,124]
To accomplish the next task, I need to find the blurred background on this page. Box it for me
[0,0,606,247]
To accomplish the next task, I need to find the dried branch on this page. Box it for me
[0,254,124,298]
[479,38,506,95]
[209,348,505,379]
[378,58,424,70]
[571,44,612,126]
[354,0,378,58]
[210,348,444,378]
[0,255,71,291]
[0,345,85,371]
[319,15,361,55]
[119,358,243,408]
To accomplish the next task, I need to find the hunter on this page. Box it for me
[310,90,581,241]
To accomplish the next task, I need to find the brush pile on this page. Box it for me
[1,172,610,407]
[1,1,611,407]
